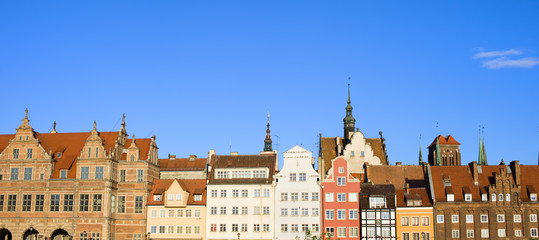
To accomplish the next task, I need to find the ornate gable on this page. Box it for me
[489,166,521,207]
[80,122,107,159]
[0,109,51,160]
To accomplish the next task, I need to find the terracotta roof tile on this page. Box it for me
[428,135,461,148]
[367,165,426,189]
[520,165,539,202]
[208,154,277,185]
[159,157,207,171]
[147,179,207,206]
[396,188,432,207]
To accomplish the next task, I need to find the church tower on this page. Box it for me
[343,83,356,142]
[263,112,273,152]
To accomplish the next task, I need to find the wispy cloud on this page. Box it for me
[482,57,539,69]
[473,49,523,59]
[473,48,539,69]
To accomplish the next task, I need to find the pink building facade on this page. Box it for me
[321,157,361,240]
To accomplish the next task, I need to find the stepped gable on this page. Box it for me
[320,136,387,173]
[208,154,276,184]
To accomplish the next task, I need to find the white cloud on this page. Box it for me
[473,49,523,59]
[482,57,539,69]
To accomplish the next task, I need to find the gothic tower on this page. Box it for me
[343,83,356,141]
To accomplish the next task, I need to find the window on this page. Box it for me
[216,170,229,179]
[302,192,309,201]
[63,194,73,211]
[233,189,239,197]
[253,170,265,178]
[302,208,308,216]
[412,233,420,240]
[370,197,385,208]
[514,214,521,222]
[7,195,16,211]
[290,173,296,181]
[422,216,429,226]
[491,193,496,201]
[312,208,319,216]
[95,167,104,179]
[35,194,44,211]
[241,224,248,232]
[242,189,248,197]
[13,149,19,159]
[210,224,217,232]
[10,168,19,180]
[481,229,489,238]
[210,207,217,215]
[168,209,174,217]
[253,224,260,232]
[22,194,31,211]
[349,209,358,219]
[481,194,487,201]
[95,147,99,158]
[174,193,181,200]
[506,193,510,201]
[337,177,346,186]
[337,209,346,220]
[466,215,473,223]
[220,206,227,214]
[137,170,143,182]
[0,195,3,211]
[337,227,346,237]
[221,189,227,197]
[515,229,522,237]
[351,151,355,156]
[499,194,503,201]
[291,192,299,201]
[325,210,334,220]
[299,173,306,181]
[531,228,538,237]
[186,209,192,217]
[291,224,298,232]
[168,194,174,201]
[403,233,410,240]
[452,230,459,238]
[326,227,335,236]
[338,167,344,173]
[194,195,202,201]
[437,215,444,223]
[349,227,358,237]
[263,189,270,197]
[195,209,201,217]
[447,194,454,201]
[24,168,32,180]
[60,170,67,179]
[153,195,161,201]
[325,193,334,202]
[291,208,298,216]
[412,217,420,226]
[531,193,537,201]
[263,224,270,232]
[26,148,33,159]
[402,217,410,226]
[337,193,346,202]
[452,214,459,223]
[117,196,125,213]
[263,206,270,215]
[349,192,358,202]
[497,229,505,237]
[93,194,102,211]
[130,155,135,161]
[480,214,488,223]
[530,214,537,222]
[281,224,288,232]
[281,208,288,216]
[254,189,260,197]
[312,224,320,232]
[464,194,472,201]
[211,190,217,197]
[241,206,248,215]
[497,214,504,222]
[466,229,474,238]
[79,194,89,211]
[232,224,238,232]
[281,193,288,201]
[120,170,126,182]
[150,210,157,218]
[159,226,165,234]
[232,206,239,215]
[81,167,89,179]
[135,196,143,213]
[194,226,200,234]
[159,209,165,218]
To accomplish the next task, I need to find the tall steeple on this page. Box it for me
[478,126,485,165]
[419,134,423,165]
[481,126,487,165]
[436,136,441,166]
[264,111,273,152]
[343,79,356,141]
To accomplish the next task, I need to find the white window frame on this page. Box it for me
[451,214,459,223]
[437,215,444,223]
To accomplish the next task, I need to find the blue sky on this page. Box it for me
[1,1,538,167]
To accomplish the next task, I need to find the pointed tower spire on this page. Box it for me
[51,121,57,133]
[482,126,487,165]
[419,134,423,165]
[343,78,356,141]
[264,111,273,152]
[436,135,441,166]
[478,126,485,165]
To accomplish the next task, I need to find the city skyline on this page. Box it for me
[1,1,538,167]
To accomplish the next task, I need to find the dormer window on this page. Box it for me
[482,194,488,201]
[60,170,67,179]
[447,194,454,202]
[194,195,202,201]
[57,152,62,158]
[531,193,537,201]
[369,197,386,208]
[130,155,135,161]
[168,194,174,201]
[465,194,472,202]
[176,194,182,200]
[153,195,162,201]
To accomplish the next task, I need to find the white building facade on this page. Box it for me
[274,146,321,240]
[206,152,277,240]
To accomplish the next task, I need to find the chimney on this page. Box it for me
[169,154,176,161]
[189,155,196,161]
[510,160,520,186]
[231,152,238,156]
[396,162,402,166]
[336,137,342,154]
[405,182,410,194]
[469,161,478,186]
[364,162,370,181]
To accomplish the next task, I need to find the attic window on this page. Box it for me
[190,156,195,161]
[406,200,422,206]
[60,170,67,179]
[447,194,454,202]
[482,194,488,201]
[153,195,162,201]
[57,152,62,158]
[531,193,537,201]
[465,194,472,202]
[194,195,202,201]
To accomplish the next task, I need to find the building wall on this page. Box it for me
[274,146,321,240]
[160,171,205,180]
[396,207,434,240]
[147,205,206,239]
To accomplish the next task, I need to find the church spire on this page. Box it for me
[436,136,441,166]
[419,134,423,165]
[264,111,273,152]
[481,126,487,165]
[343,78,356,140]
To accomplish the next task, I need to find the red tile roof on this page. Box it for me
[367,165,427,189]
[159,157,207,171]
[147,179,207,205]
[396,188,432,207]
[428,135,461,148]
[519,165,539,202]
[208,154,277,185]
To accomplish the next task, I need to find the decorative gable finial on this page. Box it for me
[130,134,137,147]
[51,121,57,133]
[24,108,28,120]
[122,113,126,127]
[264,111,273,152]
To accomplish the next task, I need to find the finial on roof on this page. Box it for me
[130,134,136,146]
[122,113,126,127]
[264,112,272,152]
[500,158,505,165]
[51,121,57,133]
[343,78,356,140]
[24,108,28,120]
[93,121,97,131]
[419,134,423,165]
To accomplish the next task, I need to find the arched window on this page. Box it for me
[130,155,135,161]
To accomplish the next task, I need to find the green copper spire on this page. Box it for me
[419,134,423,165]
[478,126,485,165]
[436,136,441,166]
[481,126,487,165]
[264,111,273,152]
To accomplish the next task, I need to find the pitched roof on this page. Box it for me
[159,156,207,171]
[428,135,461,148]
[208,154,277,185]
[320,136,387,174]
[519,165,539,202]
[367,165,427,189]
[396,188,432,207]
[147,179,207,206]
[360,183,395,195]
